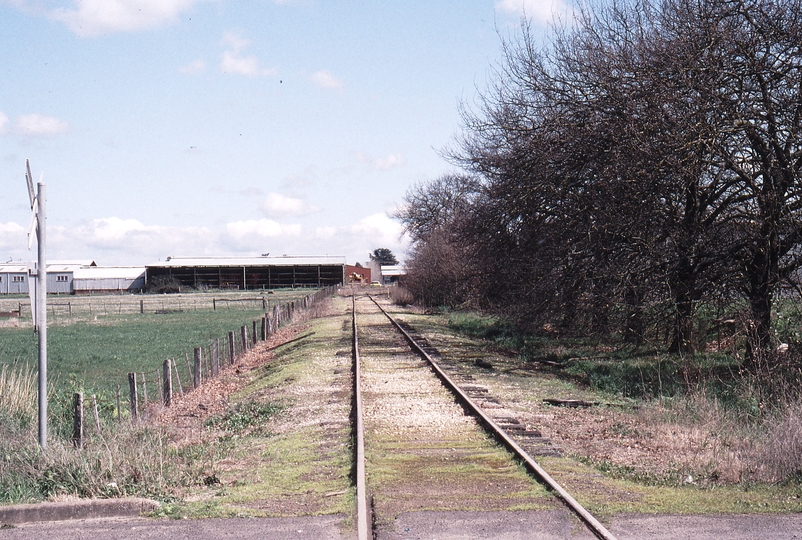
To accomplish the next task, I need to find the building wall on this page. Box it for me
[73,277,145,294]
[0,272,29,294]
[48,273,73,294]
[346,265,371,283]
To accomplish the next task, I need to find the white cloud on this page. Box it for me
[496,0,571,24]
[51,0,200,37]
[355,152,406,171]
[0,222,26,251]
[60,217,217,262]
[260,193,319,217]
[219,32,276,77]
[374,153,405,171]
[226,219,301,240]
[309,70,344,90]
[16,114,68,136]
[349,213,405,243]
[179,59,206,75]
[0,111,8,134]
[0,212,407,270]
[314,226,337,240]
[221,32,249,53]
[88,217,155,243]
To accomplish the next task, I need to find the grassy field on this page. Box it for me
[0,289,315,399]
[0,287,337,506]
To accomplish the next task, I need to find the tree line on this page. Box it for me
[397,0,802,368]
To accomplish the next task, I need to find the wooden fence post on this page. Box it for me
[261,316,267,341]
[72,392,83,448]
[140,300,144,314]
[241,326,248,353]
[193,347,202,389]
[128,372,138,421]
[163,359,172,406]
[252,320,258,345]
[212,338,220,377]
[228,331,236,365]
[91,394,101,432]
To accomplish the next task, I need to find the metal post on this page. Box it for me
[37,181,47,448]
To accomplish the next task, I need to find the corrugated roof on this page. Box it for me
[73,267,146,280]
[0,265,27,273]
[49,260,96,267]
[380,265,406,276]
[1,261,101,274]
[147,256,347,268]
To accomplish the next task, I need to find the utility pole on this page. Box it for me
[26,160,47,448]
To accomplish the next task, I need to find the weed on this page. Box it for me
[204,401,285,435]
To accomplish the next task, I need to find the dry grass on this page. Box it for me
[760,399,802,481]
[388,285,414,306]
[0,362,37,423]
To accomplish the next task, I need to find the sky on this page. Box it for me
[0,0,569,268]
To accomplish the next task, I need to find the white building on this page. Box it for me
[0,261,145,295]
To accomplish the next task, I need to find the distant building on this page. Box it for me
[379,265,406,285]
[0,261,145,295]
[0,264,28,294]
[73,266,146,294]
[346,264,371,284]
[145,256,347,289]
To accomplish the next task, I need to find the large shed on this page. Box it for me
[145,256,346,290]
[0,261,97,295]
[73,267,146,294]
[0,264,28,294]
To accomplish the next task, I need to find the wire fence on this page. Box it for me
[69,286,338,446]
[0,291,299,323]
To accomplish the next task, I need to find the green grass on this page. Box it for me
[0,289,334,506]
[205,400,286,435]
[0,290,312,390]
[173,295,354,518]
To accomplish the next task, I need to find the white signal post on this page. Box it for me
[26,159,47,448]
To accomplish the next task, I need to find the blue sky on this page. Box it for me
[1,0,568,267]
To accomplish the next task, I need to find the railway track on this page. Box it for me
[351,293,617,540]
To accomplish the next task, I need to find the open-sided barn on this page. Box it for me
[145,256,347,290]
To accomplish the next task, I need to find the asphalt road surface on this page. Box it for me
[3,511,802,539]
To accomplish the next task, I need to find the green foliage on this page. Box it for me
[369,248,398,265]
[447,312,520,346]
[204,400,285,435]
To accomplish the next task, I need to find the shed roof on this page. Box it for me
[147,256,347,268]
[73,267,146,280]
[0,265,27,273]
[380,265,406,277]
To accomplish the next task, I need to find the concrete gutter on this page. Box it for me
[0,498,160,525]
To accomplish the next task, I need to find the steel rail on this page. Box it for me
[366,295,618,540]
[352,295,370,540]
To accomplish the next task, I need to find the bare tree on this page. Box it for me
[400,0,802,366]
